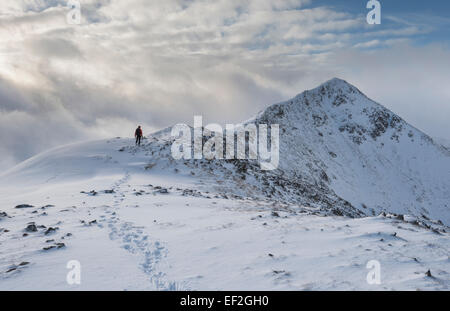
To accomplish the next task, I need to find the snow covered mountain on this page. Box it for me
[0,78,448,290]
[251,78,450,224]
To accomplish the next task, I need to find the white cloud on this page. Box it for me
[0,0,448,169]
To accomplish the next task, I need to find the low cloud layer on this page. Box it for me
[0,0,449,169]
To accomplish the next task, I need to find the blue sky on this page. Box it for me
[301,0,450,48]
[312,0,450,23]
[0,0,449,168]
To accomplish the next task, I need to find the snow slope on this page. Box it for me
[0,79,449,290]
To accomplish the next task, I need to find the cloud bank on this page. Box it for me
[0,0,449,169]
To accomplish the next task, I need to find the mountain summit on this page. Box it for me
[250,78,449,223]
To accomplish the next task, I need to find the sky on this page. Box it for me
[0,0,449,169]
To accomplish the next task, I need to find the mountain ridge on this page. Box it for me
[1,78,449,224]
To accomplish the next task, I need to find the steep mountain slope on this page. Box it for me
[250,78,449,224]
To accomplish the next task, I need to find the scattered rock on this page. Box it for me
[396,214,404,221]
[25,223,38,232]
[421,214,430,220]
[271,211,280,217]
[44,227,59,235]
[273,270,285,274]
[43,243,65,251]
[431,228,442,235]
[332,209,343,216]
[104,190,115,194]
[15,204,34,209]
[156,188,169,194]
[410,220,420,226]
[425,270,432,277]
[81,190,98,196]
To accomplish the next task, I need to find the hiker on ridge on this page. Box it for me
[135,125,143,146]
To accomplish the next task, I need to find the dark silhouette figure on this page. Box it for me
[135,126,143,146]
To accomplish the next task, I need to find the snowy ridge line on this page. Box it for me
[2,78,447,225]
[108,78,449,225]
